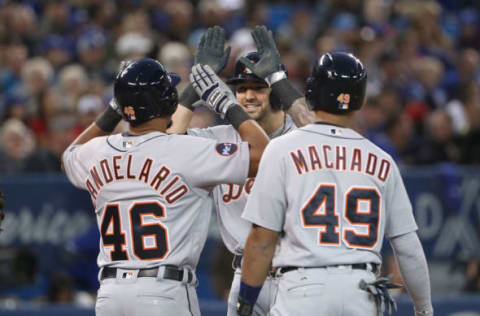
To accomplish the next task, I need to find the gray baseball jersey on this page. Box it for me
[63,131,249,270]
[187,115,296,255]
[242,122,418,268]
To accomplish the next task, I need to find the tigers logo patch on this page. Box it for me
[216,143,238,156]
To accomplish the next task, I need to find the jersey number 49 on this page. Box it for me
[301,185,380,249]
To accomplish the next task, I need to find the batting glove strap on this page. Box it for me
[265,70,287,87]
[225,104,251,129]
[270,78,303,111]
[178,83,199,111]
[95,102,123,133]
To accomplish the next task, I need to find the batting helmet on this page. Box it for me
[305,52,367,114]
[226,52,286,111]
[114,58,180,126]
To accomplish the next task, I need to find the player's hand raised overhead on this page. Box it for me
[239,25,286,86]
[195,26,231,74]
[190,64,238,118]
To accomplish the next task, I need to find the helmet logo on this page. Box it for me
[336,93,351,109]
[124,106,137,120]
[243,66,253,74]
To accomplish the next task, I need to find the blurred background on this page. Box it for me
[0,0,479,315]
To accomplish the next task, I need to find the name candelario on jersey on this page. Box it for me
[85,154,188,203]
[290,145,391,181]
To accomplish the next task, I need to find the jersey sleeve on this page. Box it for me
[179,135,249,187]
[62,144,90,189]
[242,140,286,232]
[384,162,418,238]
[187,127,218,140]
[187,125,240,142]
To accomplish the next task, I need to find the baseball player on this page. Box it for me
[170,26,312,315]
[237,52,434,316]
[62,58,269,316]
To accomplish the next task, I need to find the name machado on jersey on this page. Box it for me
[289,145,391,182]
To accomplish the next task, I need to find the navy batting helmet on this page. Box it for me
[226,52,286,111]
[114,58,180,126]
[305,52,367,114]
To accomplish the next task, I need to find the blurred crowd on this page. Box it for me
[0,0,479,173]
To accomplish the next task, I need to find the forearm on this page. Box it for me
[390,232,433,315]
[241,226,278,286]
[287,97,315,127]
[71,123,110,147]
[167,104,194,134]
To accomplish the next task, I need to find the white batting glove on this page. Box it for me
[190,64,238,118]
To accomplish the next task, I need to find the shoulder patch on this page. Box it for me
[216,143,238,156]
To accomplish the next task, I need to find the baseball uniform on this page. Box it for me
[242,122,418,316]
[63,131,250,316]
[188,115,296,315]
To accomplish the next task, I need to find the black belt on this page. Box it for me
[279,263,378,274]
[101,266,194,283]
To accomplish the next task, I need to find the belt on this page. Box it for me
[278,263,378,274]
[101,266,194,283]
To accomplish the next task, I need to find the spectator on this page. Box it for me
[116,32,154,62]
[56,64,89,112]
[24,114,75,173]
[158,41,192,92]
[0,119,36,173]
[416,109,463,164]
[72,94,105,138]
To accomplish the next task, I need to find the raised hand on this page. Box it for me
[239,25,285,85]
[190,64,238,118]
[195,26,231,74]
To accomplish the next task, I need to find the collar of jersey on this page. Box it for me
[107,131,168,152]
[301,122,364,139]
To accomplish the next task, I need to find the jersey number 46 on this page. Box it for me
[301,185,380,249]
[100,202,169,261]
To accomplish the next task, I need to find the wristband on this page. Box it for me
[179,83,199,111]
[239,281,262,305]
[271,78,303,111]
[265,70,287,87]
[95,106,122,133]
[225,104,251,129]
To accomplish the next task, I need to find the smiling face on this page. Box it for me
[235,81,272,121]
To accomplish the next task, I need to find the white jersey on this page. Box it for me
[242,122,418,268]
[188,115,296,254]
[63,131,249,270]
